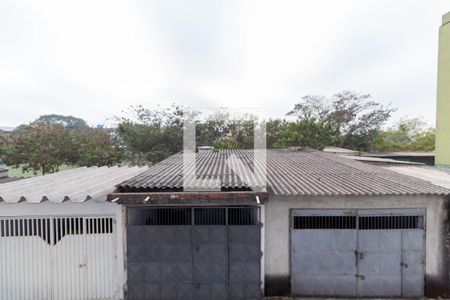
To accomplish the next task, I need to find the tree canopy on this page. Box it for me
[288,91,395,150]
[371,118,435,152]
[32,114,90,131]
[1,124,78,175]
[0,122,125,175]
[270,118,333,150]
[115,105,184,165]
[1,91,435,173]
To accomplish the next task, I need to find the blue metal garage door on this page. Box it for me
[127,207,261,300]
[290,209,425,298]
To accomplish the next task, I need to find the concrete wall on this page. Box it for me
[0,201,126,299]
[436,11,450,166]
[264,194,450,297]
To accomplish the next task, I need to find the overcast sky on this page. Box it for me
[0,0,448,127]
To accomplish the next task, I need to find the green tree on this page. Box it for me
[1,124,79,175]
[196,110,233,148]
[76,128,125,167]
[288,91,395,150]
[32,114,90,131]
[266,119,288,148]
[274,118,333,150]
[372,118,435,152]
[116,105,184,165]
[196,111,257,149]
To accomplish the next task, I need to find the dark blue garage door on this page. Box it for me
[127,207,261,300]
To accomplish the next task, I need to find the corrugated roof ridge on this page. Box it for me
[115,149,450,196]
[277,150,401,195]
[0,166,150,203]
[316,151,450,195]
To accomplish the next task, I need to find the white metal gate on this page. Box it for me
[0,216,117,300]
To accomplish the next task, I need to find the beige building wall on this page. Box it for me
[436,12,450,166]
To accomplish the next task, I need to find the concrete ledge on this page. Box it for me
[443,11,450,25]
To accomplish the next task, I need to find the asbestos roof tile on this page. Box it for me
[117,149,450,196]
[0,166,149,203]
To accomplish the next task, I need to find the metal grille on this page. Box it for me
[0,217,114,245]
[0,218,52,244]
[86,217,114,234]
[194,207,226,225]
[293,216,357,229]
[293,215,423,230]
[128,207,192,225]
[128,207,260,226]
[53,217,83,244]
[228,207,259,225]
[359,216,423,230]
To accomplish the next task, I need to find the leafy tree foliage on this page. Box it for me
[288,91,395,150]
[266,119,287,148]
[1,124,79,175]
[76,128,125,167]
[116,105,184,165]
[372,118,435,152]
[116,93,395,164]
[196,110,257,149]
[1,122,125,175]
[116,106,260,164]
[3,91,421,172]
[271,118,333,150]
[32,114,90,131]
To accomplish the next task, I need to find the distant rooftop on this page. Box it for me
[0,126,15,132]
[362,151,434,157]
[387,166,450,190]
[0,166,24,185]
[323,146,360,156]
[343,155,425,166]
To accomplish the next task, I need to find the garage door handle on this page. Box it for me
[79,263,86,268]
[356,274,365,280]
[401,262,408,268]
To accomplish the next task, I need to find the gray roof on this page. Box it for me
[0,176,23,184]
[0,166,149,203]
[386,166,450,190]
[0,167,23,184]
[362,151,434,157]
[118,149,450,196]
[323,146,360,156]
[0,126,15,132]
[342,155,425,166]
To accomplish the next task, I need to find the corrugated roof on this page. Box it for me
[0,166,149,203]
[323,146,360,156]
[386,166,450,190]
[342,155,425,165]
[118,149,450,196]
[362,151,435,157]
[0,176,24,184]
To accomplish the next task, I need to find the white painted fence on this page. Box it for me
[0,216,117,300]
